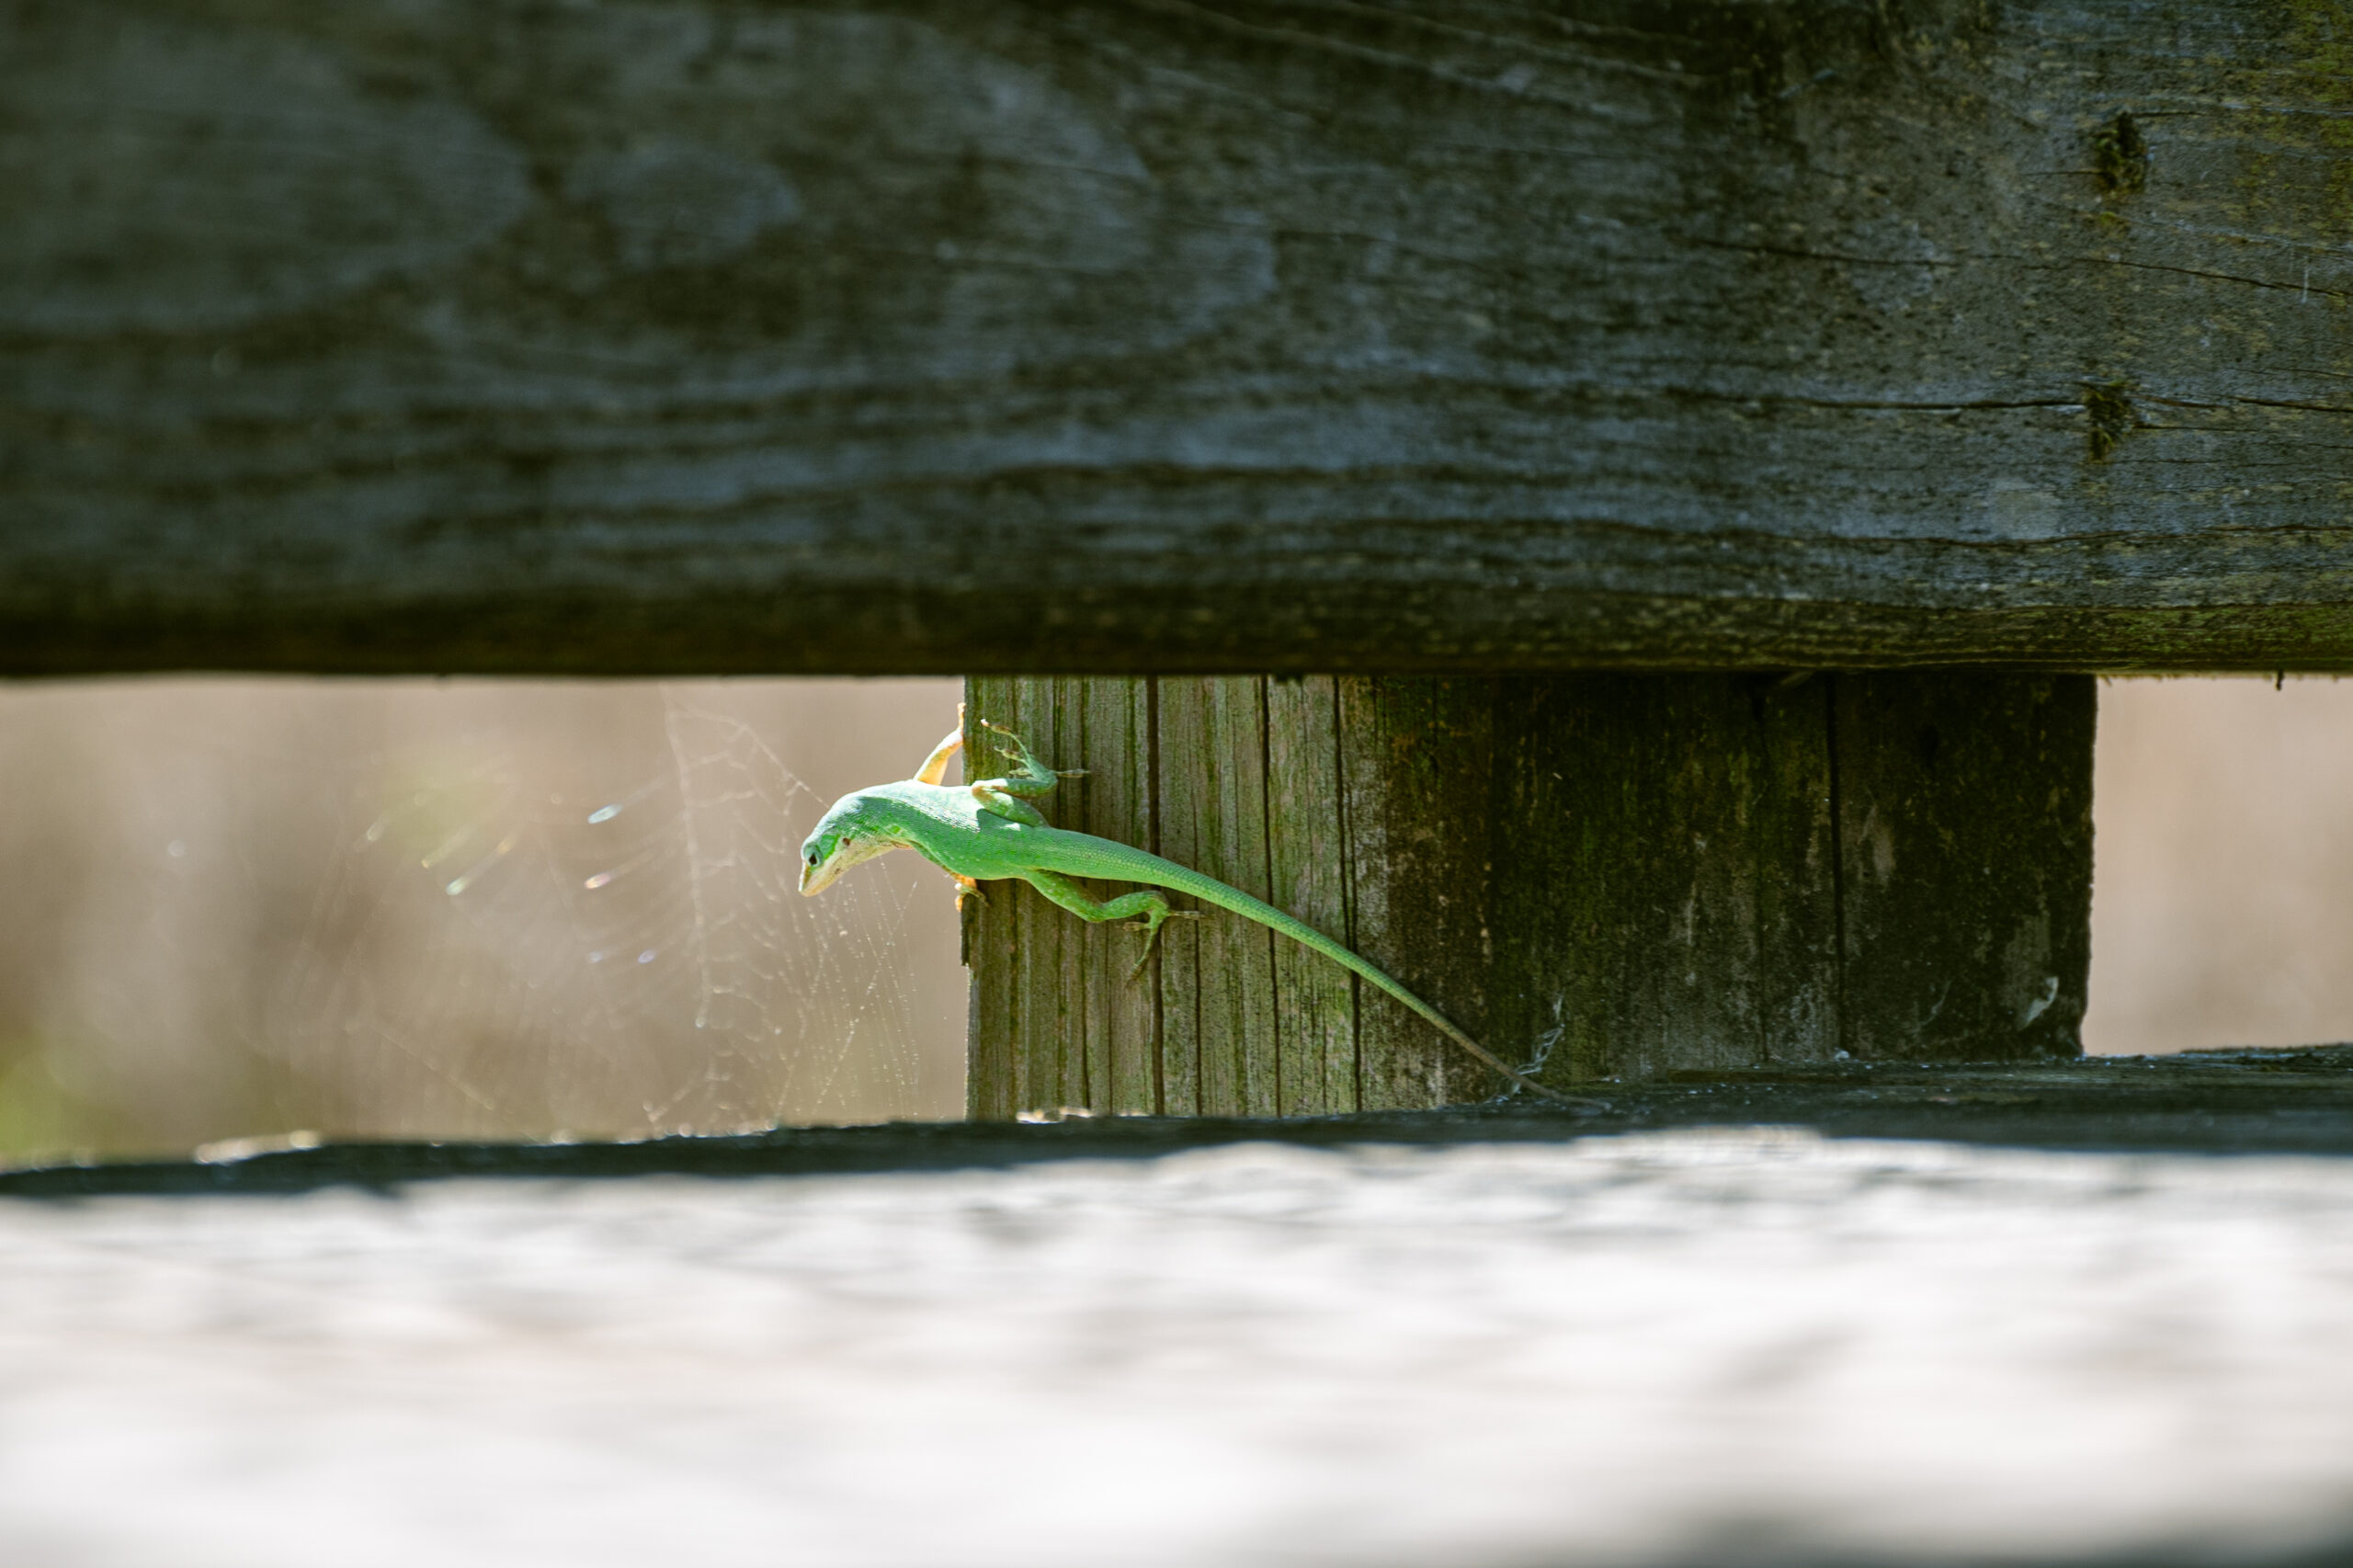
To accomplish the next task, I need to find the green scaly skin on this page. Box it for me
[800,716,1603,1112]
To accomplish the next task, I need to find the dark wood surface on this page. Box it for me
[7,1047,2353,1196]
[964,673,2092,1111]
[12,1,2353,675]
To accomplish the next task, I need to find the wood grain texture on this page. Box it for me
[1157,677,1281,1117]
[1072,677,1159,1115]
[16,0,2353,675]
[1343,677,1500,1109]
[1834,671,2097,1062]
[1029,678,1089,1111]
[1487,675,1843,1083]
[961,678,1020,1119]
[970,671,2093,1108]
[1264,676,1355,1116]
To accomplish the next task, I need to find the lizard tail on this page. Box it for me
[1062,843,1604,1111]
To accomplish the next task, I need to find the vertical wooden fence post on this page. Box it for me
[966,674,2094,1118]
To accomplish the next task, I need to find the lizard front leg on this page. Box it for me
[1021,869,1202,980]
[969,720,1085,824]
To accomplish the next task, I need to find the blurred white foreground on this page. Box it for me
[3,1130,2349,1566]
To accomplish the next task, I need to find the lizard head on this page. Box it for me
[798,792,902,896]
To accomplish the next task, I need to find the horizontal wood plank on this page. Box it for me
[10,0,2353,673]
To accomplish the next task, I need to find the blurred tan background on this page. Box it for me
[0,674,2338,1161]
[2086,675,2353,1054]
[0,678,966,1161]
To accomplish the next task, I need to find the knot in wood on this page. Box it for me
[2092,109,2151,196]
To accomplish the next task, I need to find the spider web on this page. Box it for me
[0,678,965,1160]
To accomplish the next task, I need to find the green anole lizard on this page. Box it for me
[799,710,1600,1110]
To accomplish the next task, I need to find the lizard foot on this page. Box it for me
[977,719,1059,775]
[1121,910,1204,931]
[1122,910,1203,982]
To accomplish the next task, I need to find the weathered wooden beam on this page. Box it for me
[964,671,2093,1112]
[21,1045,2353,1195]
[9,1,2353,675]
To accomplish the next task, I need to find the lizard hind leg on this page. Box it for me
[1020,869,1203,981]
[1112,893,1206,982]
